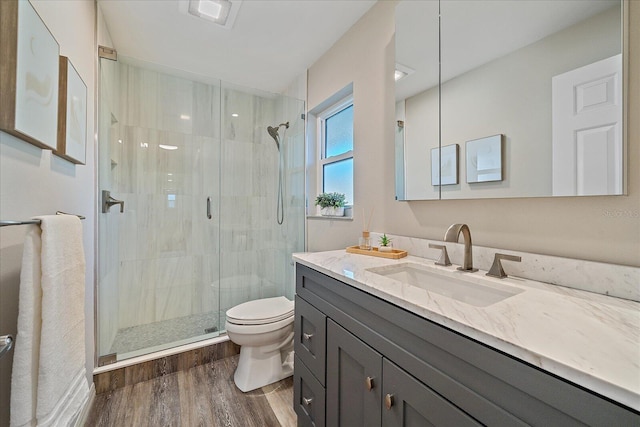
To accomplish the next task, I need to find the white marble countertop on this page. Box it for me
[293,250,640,411]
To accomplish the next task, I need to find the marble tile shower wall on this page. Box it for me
[107,63,304,331]
[217,88,305,313]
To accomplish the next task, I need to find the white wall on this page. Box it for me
[404,85,439,200]
[0,1,96,424]
[307,1,397,252]
[306,0,639,267]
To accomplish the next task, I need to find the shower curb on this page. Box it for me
[93,340,240,394]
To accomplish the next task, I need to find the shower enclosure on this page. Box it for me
[97,57,305,363]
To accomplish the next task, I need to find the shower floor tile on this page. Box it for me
[110,311,220,355]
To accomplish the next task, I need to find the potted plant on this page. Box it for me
[315,192,347,217]
[378,233,393,252]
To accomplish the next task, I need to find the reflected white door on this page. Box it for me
[552,54,622,196]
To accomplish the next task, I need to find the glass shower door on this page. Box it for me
[97,57,223,363]
[97,57,305,366]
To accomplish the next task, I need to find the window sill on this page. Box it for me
[307,215,353,221]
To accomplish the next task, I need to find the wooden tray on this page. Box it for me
[346,246,408,259]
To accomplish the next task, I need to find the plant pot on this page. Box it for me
[378,245,393,252]
[320,206,345,217]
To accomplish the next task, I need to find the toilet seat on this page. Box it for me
[225,315,293,336]
[226,296,294,325]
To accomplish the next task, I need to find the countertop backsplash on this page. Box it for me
[368,232,640,302]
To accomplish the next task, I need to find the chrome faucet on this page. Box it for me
[444,223,478,272]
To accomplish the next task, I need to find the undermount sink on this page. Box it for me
[367,263,524,307]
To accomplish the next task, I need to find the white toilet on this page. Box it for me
[225,296,295,392]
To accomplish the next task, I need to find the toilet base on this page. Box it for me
[233,344,294,392]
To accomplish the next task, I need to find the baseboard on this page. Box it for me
[73,383,95,427]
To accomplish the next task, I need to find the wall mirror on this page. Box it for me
[395,0,625,201]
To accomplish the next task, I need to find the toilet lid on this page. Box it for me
[226,296,294,325]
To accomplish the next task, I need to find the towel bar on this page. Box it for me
[0,335,13,359]
[0,212,85,227]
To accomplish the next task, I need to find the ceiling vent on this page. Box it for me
[178,0,243,29]
[395,63,415,82]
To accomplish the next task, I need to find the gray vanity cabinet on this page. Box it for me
[294,263,640,426]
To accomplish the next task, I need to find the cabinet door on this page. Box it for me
[326,319,382,426]
[382,359,481,427]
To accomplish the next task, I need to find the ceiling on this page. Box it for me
[98,0,377,95]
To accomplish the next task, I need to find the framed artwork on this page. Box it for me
[466,134,503,183]
[55,56,87,164]
[0,0,60,150]
[431,144,459,186]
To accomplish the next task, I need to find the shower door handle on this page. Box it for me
[207,197,212,219]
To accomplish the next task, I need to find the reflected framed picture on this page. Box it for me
[55,56,87,164]
[0,0,60,149]
[431,144,459,186]
[466,134,503,183]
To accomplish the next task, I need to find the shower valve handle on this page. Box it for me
[102,190,124,213]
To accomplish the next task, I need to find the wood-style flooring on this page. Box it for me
[86,355,296,427]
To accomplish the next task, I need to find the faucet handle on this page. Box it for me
[102,190,125,213]
[429,244,451,266]
[486,253,522,279]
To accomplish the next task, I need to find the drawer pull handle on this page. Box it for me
[365,376,375,391]
[384,394,394,410]
[303,332,314,340]
[302,397,313,406]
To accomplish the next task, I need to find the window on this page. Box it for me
[318,97,354,206]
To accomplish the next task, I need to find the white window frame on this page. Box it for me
[316,95,354,206]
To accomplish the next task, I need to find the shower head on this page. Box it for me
[266,122,289,151]
[267,122,289,225]
[267,125,279,140]
[267,126,281,151]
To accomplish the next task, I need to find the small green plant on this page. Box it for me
[315,192,347,209]
[379,234,392,247]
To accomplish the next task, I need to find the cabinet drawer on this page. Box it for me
[294,355,326,427]
[295,296,326,385]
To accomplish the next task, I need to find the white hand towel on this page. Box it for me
[36,215,89,427]
[10,225,42,427]
[10,215,89,427]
